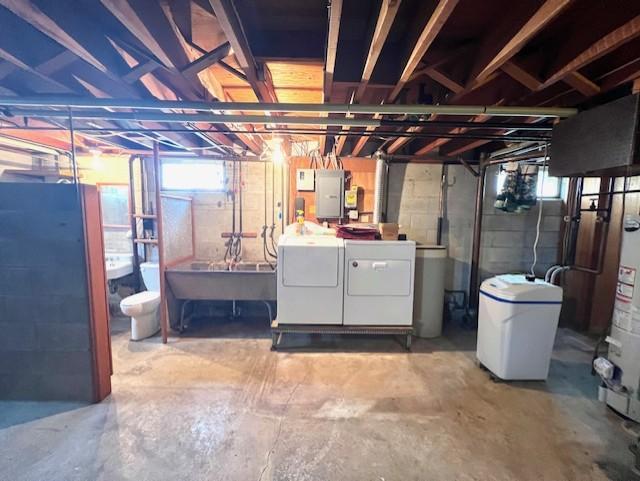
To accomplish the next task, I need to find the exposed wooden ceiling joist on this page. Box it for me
[500,60,543,91]
[208,0,278,104]
[0,47,72,93]
[355,0,402,102]
[424,67,463,93]
[180,41,230,77]
[122,59,160,84]
[388,0,460,102]
[564,71,600,97]
[0,0,107,72]
[474,0,573,84]
[100,0,177,69]
[541,14,640,89]
[351,112,382,157]
[323,0,342,102]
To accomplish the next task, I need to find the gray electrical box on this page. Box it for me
[315,169,344,218]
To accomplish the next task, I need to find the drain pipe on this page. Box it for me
[373,150,388,224]
[437,164,447,245]
[468,156,487,313]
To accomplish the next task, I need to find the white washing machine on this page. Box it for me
[277,234,344,324]
[343,240,416,326]
[477,274,563,380]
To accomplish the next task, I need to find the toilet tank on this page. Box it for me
[140,262,160,292]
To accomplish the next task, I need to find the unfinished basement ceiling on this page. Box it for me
[0,0,637,157]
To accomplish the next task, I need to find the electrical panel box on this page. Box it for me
[296,168,315,191]
[315,169,344,218]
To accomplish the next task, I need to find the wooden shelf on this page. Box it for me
[134,239,158,244]
[132,214,157,219]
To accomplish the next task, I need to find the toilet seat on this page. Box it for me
[120,291,160,316]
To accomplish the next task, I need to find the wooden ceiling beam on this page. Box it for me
[355,0,402,102]
[413,114,491,155]
[180,42,231,78]
[208,0,277,104]
[502,59,600,98]
[0,0,107,72]
[122,59,161,84]
[100,0,176,69]
[423,67,464,93]
[474,0,572,83]
[564,71,600,96]
[500,60,543,91]
[351,112,382,157]
[348,0,401,155]
[324,0,343,102]
[0,47,73,93]
[542,14,640,89]
[388,0,459,102]
[0,61,16,81]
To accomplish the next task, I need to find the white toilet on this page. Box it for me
[120,262,161,341]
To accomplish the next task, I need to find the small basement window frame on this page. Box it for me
[496,165,562,199]
[160,159,226,192]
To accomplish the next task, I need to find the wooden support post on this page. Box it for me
[152,142,169,344]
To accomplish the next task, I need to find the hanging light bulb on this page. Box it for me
[90,147,104,171]
[269,138,285,165]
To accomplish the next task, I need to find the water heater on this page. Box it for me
[597,207,640,421]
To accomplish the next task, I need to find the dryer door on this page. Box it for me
[343,241,415,326]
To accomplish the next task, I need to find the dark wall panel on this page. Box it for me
[0,183,97,401]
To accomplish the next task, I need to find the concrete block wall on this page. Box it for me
[479,165,563,279]
[387,163,443,245]
[191,161,284,262]
[0,183,95,401]
[387,163,564,292]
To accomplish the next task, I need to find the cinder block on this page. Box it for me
[412,180,440,197]
[542,216,563,232]
[482,230,526,247]
[410,213,439,230]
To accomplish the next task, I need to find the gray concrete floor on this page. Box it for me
[0,315,637,481]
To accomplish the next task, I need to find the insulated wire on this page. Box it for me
[530,142,548,276]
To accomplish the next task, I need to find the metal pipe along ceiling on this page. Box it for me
[1,109,561,128]
[0,96,578,118]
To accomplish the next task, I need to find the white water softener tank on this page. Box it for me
[476,274,563,380]
[597,213,640,422]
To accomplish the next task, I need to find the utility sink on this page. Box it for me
[105,254,133,280]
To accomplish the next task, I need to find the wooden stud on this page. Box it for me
[152,142,169,344]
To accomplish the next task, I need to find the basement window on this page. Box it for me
[496,166,561,199]
[161,160,225,191]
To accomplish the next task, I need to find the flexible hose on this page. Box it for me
[530,143,548,276]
